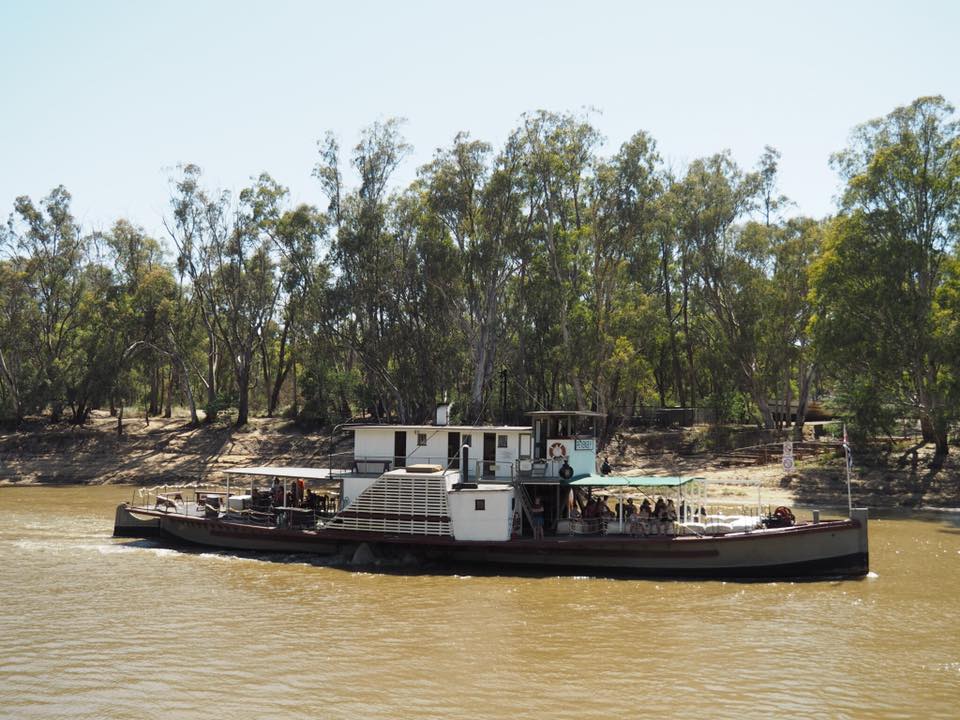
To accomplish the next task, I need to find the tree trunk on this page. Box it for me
[260,336,272,416]
[235,354,251,427]
[793,363,815,440]
[268,319,292,417]
[164,362,173,418]
[661,237,685,406]
[0,348,24,425]
[755,395,776,429]
[149,364,160,416]
[469,286,498,422]
[175,353,199,425]
[682,279,696,407]
[291,354,299,418]
[205,332,218,422]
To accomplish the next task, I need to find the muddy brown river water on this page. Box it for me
[1,486,958,719]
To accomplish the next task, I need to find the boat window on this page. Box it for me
[475,499,486,511]
[417,432,427,446]
[497,434,508,449]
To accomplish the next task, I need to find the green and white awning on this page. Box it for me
[566,474,702,487]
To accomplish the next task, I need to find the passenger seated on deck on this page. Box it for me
[639,498,652,517]
[599,499,614,519]
[583,498,598,519]
[624,498,637,517]
[665,499,678,522]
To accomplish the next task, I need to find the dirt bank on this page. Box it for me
[2,412,957,509]
[0,410,337,487]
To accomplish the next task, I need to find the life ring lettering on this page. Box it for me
[549,442,568,459]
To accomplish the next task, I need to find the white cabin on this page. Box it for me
[334,410,604,541]
[347,409,604,482]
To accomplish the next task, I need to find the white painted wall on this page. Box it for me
[547,437,597,476]
[447,487,514,541]
[342,476,379,508]
[353,427,525,478]
[354,428,453,467]
[351,428,393,461]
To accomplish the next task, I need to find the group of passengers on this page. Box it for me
[582,496,616,519]
[269,478,329,512]
[626,497,679,536]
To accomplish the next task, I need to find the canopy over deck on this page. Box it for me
[567,473,703,487]
[223,466,341,481]
[527,410,605,418]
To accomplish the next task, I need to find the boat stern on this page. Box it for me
[113,503,165,539]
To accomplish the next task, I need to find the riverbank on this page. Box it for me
[1,411,958,508]
[0,410,335,487]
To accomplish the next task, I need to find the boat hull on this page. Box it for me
[117,505,869,579]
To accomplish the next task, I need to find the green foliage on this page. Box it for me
[4,96,960,463]
[812,96,960,453]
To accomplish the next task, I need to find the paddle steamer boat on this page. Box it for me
[115,408,869,579]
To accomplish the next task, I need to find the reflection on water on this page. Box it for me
[1,486,958,719]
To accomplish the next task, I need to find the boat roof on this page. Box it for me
[224,466,341,480]
[567,473,703,487]
[344,424,531,431]
[527,410,605,418]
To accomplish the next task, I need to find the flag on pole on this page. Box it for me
[842,423,853,515]
[842,424,853,470]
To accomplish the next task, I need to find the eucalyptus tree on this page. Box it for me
[754,217,822,434]
[166,164,223,418]
[584,131,664,423]
[385,188,465,419]
[420,132,528,421]
[513,110,602,411]
[812,96,960,455]
[317,118,415,421]
[673,153,778,425]
[0,259,41,423]
[262,203,329,417]
[100,219,173,415]
[5,187,86,421]
[168,167,292,426]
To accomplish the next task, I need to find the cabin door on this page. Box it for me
[534,419,546,460]
[394,431,407,468]
[483,432,497,478]
[447,431,460,469]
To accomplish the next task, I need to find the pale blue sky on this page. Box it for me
[1,0,957,239]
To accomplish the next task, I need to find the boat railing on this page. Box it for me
[467,459,517,482]
[133,483,233,516]
[352,454,465,474]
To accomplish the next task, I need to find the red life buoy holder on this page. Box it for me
[549,442,568,459]
[774,506,796,523]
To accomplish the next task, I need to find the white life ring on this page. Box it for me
[549,442,568,459]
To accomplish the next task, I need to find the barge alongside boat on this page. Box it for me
[115,409,869,579]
